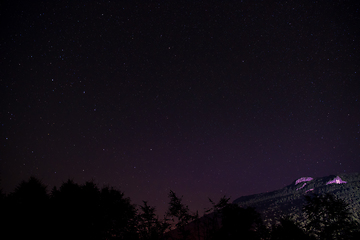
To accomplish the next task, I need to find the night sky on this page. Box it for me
[2,1,360,217]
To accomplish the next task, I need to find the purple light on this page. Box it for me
[296,182,307,191]
[326,176,347,185]
[295,177,313,185]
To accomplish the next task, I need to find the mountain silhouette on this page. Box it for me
[164,173,360,239]
[232,172,360,227]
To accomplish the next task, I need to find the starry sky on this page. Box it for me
[1,0,360,217]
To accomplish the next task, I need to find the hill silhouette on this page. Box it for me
[1,173,359,239]
[233,172,360,227]
[165,172,360,239]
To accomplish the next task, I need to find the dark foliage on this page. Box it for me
[203,196,230,238]
[2,177,359,240]
[303,193,360,240]
[51,180,138,240]
[3,177,50,240]
[270,217,312,240]
[138,201,170,240]
[233,173,360,226]
[2,177,138,240]
[166,190,196,240]
[214,204,266,240]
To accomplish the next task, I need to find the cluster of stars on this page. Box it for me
[1,0,359,217]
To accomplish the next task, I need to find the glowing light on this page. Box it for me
[296,183,307,191]
[326,176,347,185]
[295,177,313,185]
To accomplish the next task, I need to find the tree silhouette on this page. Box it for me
[0,178,5,202]
[270,217,311,240]
[303,193,359,240]
[4,177,50,240]
[50,180,138,240]
[99,185,138,239]
[167,190,196,240]
[2,177,144,239]
[11,176,49,205]
[50,179,86,240]
[214,204,265,240]
[138,201,170,240]
[202,196,230,240]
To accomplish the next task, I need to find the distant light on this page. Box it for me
[326,176,347,185]
[295,177,313,185]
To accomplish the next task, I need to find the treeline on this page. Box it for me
[1,177,360,240]
[1,177,167,240]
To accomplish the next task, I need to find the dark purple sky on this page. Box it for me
[2,0,360,217]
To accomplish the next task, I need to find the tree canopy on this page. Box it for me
[1,177,359,240]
